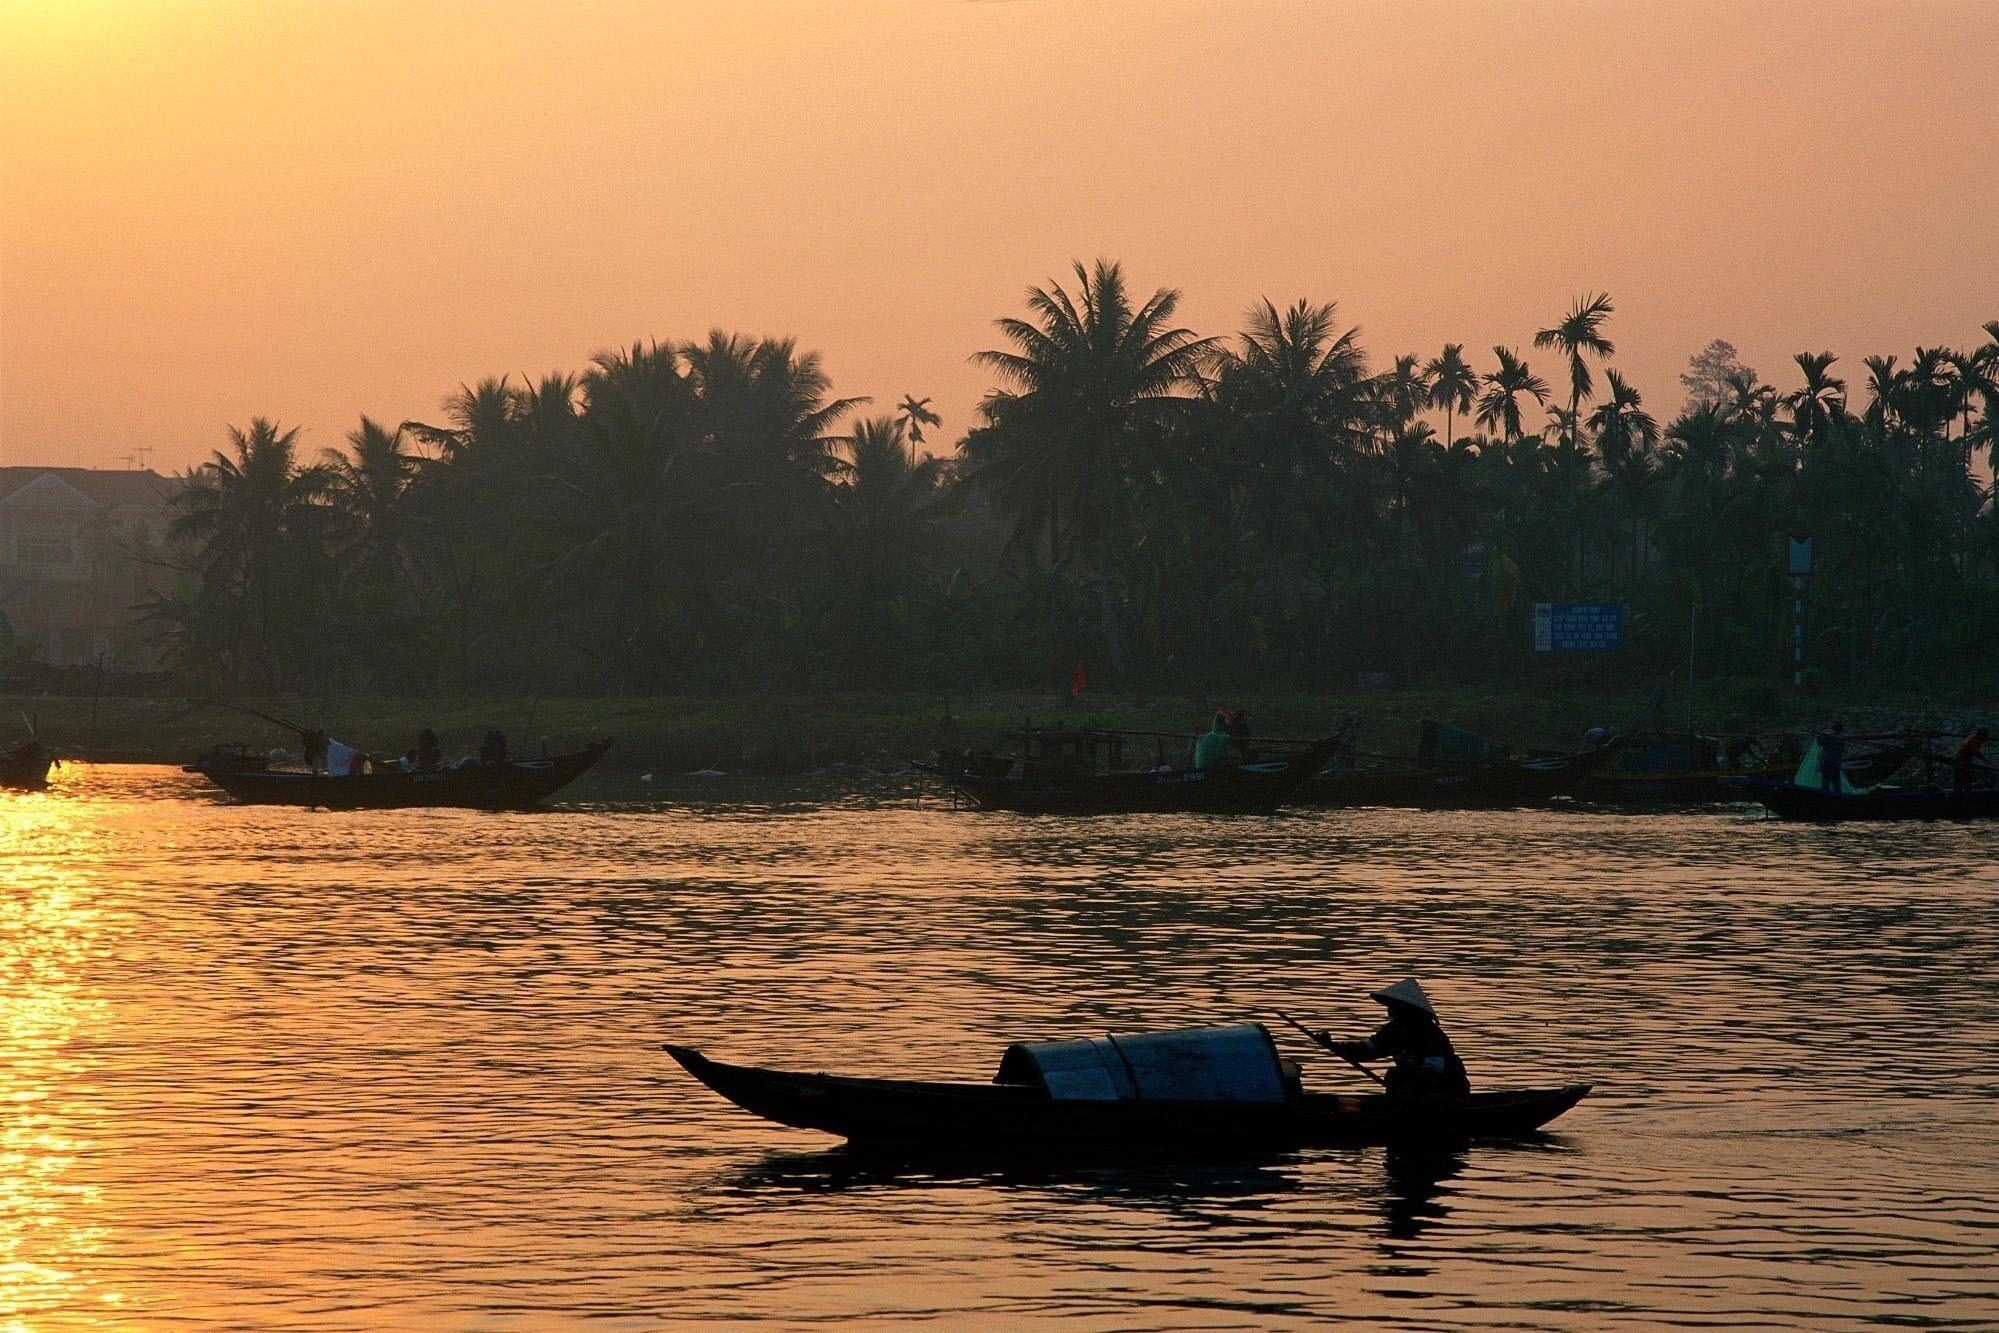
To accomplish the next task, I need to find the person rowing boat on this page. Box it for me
[1309,978,1471,1103]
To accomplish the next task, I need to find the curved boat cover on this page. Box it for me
[995,1023,1287,1103]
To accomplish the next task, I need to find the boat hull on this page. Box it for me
[1296,742,1620,810]
[1582,742,1918,805]
[187,739,611,809]
[666,1045,1589,1156]
[1731,778,1999,822]
[0,740,54,789]
[919,738,1339,815]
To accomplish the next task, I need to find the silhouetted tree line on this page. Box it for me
[150,263,1999,697]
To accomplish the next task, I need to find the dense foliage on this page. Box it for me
[152,265,1999,697]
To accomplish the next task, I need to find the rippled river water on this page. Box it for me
[3,762,1996,1328]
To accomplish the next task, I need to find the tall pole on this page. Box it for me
[1792,575,1804,689]
[1686,601,1697,734]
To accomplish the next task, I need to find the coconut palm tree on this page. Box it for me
[1474,347,1551,442]
[681,330,866,485]
[1533,292,1615,454]
[966,258,1216,566]
[1424,343,1478,449]
[171,418,337,686]
[325,416,420,585]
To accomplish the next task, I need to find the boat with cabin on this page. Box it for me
[667,1022,1589,1158]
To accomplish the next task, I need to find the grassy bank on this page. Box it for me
[7,680,1991,773]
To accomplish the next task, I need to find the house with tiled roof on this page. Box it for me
[0,467,182,666]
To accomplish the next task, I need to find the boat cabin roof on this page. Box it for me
[995,1023,1289,1103]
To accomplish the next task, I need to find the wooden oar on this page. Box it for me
[1276,1009,1388,1087]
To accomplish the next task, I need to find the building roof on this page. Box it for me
[0,468,178,511]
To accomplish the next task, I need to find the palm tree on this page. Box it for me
[1424,344,1478,449]
[966,258,1216,566]
[1208,295,1373,623]
[1586,371,1657,466]
[894,394,942,464]
[325,417,420,583]
[1379,354,1432,438]
[1781,352,1846,461]
[681,330,866,485]
[836,415,949,621]
[171,418,336,686]
[1861,355,1904,445]
[1586,372,1659,590]
[528,373,728,690]
[1533,292,1616,454]
[1970,323,1999,468]
[1475,346,1551,442]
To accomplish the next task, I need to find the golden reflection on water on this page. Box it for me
[0,783,115,1329]
[0,764,1993,1326]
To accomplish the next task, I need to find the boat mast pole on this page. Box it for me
[1686,600,1697,734]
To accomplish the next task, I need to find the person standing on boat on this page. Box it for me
[1226,708,1251,757]
[415,727,442,771]
[1952,726,1990,792]
[1192,714,1233,773]
[1816,722,1848,793]
[1320,979,1470,1102]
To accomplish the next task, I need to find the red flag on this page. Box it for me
[1069,660,1088,696]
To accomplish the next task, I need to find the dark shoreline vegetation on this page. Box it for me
[138,263,1996,708]
[13,685,1992,772]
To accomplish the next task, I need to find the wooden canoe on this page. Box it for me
[666,1044,1589,1157]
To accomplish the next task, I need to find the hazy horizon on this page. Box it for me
[3,0,1994,471]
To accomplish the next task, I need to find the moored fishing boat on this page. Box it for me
[1296,721,1623,809]
[185,737,612,809]
[0,737,55,789]
[917,727,1343,814]
[1579,731,1917,804]
[1727,777,1999,822]
[667,1023,1589,1158]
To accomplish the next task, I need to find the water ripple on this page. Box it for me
[0,764,1993,1327]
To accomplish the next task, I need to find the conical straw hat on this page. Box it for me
[1368,978,1437,1016]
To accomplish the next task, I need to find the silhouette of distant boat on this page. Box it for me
[185,738,611,809]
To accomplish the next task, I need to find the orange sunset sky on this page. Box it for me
[2,0,1994,472]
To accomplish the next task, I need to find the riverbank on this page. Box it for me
[6,682,1990,773]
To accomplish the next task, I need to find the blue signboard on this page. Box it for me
[1533,602,1622,653]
